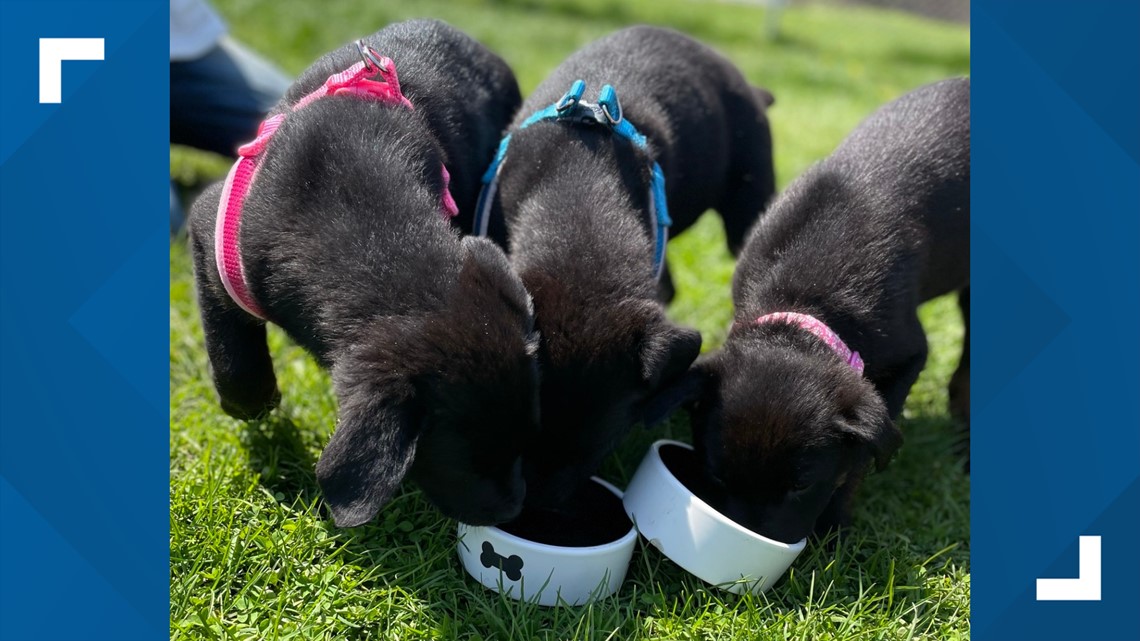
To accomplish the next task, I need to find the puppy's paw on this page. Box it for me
[219,383,281,421]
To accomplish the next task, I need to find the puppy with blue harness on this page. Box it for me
[475,26,776,510]
[475,79,672,279]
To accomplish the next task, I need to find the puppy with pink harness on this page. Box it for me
[214,41,458,320]
[188,21,534,529]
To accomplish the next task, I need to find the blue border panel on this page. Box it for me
[0,1,169,640]
[973,1,1139,639]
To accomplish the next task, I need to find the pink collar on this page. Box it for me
[214,44,460,320]
[753,311,865,375]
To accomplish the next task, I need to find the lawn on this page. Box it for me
[169,1,971,638]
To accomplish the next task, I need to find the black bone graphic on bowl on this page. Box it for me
[480,541,524,581]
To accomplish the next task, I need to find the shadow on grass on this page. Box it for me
[240,414,322,504]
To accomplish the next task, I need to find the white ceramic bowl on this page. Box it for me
[622,440,806,594]
[457,477,637,607]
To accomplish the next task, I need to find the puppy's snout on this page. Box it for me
[499,462,527,509]
[476,462,527,524]
[726,498,809,544]
[488,497,525,524]
[450,484,525,526]
[521,465,580,509]
[474,482,526,525]
[722,497,761,530]
[418,457,526,525]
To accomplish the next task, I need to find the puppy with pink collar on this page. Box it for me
[653,78,970,544]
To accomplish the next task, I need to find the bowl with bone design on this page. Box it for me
[456,476,636,606]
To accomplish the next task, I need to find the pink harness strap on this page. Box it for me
[215,49,459,320]
[754,312,865,375]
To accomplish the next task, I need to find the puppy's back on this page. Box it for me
[520,25,751,113]
[240,101,463,342]
[285,20,522,215]
[735,78,970,310]
[285,19,518,120]
[832,78,970,214]
[837,78,970,296]
[512,25,769,231]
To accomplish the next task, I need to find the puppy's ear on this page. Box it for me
[316,360,423,527]
[461,235,511,273]
[460,236,531,310]
[838,391,902,471]
[754,86,776,109]
[640,318,702,391]
[640,360,716,428]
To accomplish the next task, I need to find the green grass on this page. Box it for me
[170,1,970,638]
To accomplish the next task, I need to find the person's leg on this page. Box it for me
[170,37,289,235]
[170,36,290,157]
[171,182,185,237]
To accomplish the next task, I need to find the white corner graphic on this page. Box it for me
[39,38,104,104]
[1036,535,1102,601]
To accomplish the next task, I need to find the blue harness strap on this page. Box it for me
[474,80,672,280]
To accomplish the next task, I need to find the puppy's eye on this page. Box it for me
[789,480,816,494]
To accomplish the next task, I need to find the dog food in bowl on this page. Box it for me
[457,477,636,606]
[622,440,806,594]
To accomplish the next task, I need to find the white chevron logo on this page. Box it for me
[39,38,104,103]
[1036,535,1102,601]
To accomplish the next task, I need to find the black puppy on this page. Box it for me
[661,78,970,543]
[481,26,777,300]
[188,20,535,528]
[479,26,776,507]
